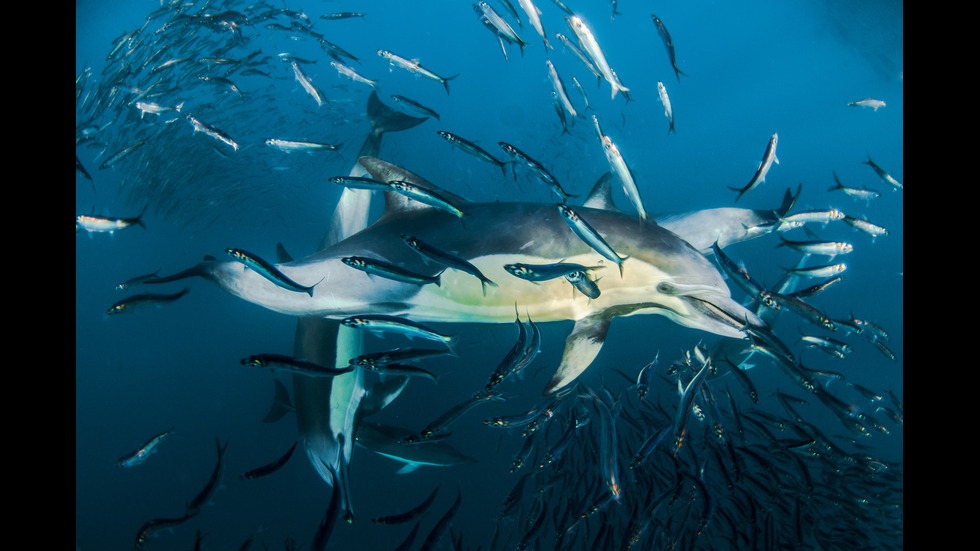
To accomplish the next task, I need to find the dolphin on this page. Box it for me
[655,184,801,253]
[355,421,477,473]
[149,159,770,397]
[290,91,428,522]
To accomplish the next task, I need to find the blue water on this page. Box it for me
[77,1,902,549]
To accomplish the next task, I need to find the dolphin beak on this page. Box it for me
[680,294,767,338]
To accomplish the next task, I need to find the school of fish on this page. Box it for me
[76,1,903,550]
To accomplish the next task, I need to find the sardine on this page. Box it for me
[829,171,880,203]
[657,81,676,134]
[436,131,507,175]
[558,204,629,276]
[98,140,146,170]
[107,288,189,315]
[341,314,456,352]
[566,15,629,99]
[342,255,443,286]
[391,95,441,120]
[117,428,174,467]
[241,353,355,377]
[388,180,467,219]
[186,115,239,151]
[377,50,458,95]
[331,61,378,88]
[863,155,902,190]
[499,141,576,201]
[240,442,298,480]
[775,236,853,258]
[729,133,778,202]
[77,210,146,235]
[848,98,886,111]
[402,233,497,294]
[565,270,601,299]
[592,115,647,220]
[372,485,440,524]
[265,139,343,153]
[546,60,577,119]
[226,248,321,296]
[292,61,325,106]
[843,214,889,239]
[505,261,603,282]
[651,13,686,80]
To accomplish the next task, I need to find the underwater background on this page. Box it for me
[77,1,903,549]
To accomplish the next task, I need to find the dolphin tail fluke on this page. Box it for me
[543,313,612,395]
[366,91,428,138]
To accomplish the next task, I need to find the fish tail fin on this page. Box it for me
[617,257,628,277]
[134,204,148,229]
[308,276,325,297]
[442,74,460,95]
[727,186,745,203]
[828,171,845,192]
[482,278,498,297]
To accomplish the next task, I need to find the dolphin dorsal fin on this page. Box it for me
[582,172,619,212]
[357,156,471,219]
[275,242,294,263]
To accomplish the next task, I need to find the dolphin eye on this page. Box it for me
[657,282,673,294]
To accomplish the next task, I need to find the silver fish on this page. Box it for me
[292,61,324,106]
[377,50,458,94]
[657,81,676,134]
[566,15,629,99]
[729,132,778,202]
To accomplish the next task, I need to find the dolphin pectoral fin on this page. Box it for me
[357,376,410,422]
[544,314,612,395]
